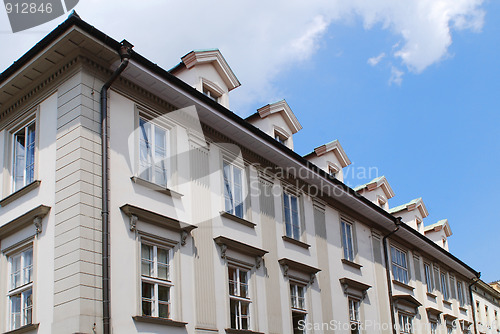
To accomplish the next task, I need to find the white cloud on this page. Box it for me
[0,0,485,113]
[389,66,404,86]
[368,53,386,66]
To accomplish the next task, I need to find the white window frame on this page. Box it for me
[228,266,251,330]
[341,220,355,261]
[7,245,34,331]
[140,241,173,319]
[223,161,245,219]
[424,263,434,292]
[391,246,409,285]
[138,117,170,187]
[349,297,361,334]
[11,121,36,193]
[430,321,437,334]
[441,272,450,300]
[283,191,301,240]
[290,281,307,334]
[398,313,413,334]
[457,281,465,306]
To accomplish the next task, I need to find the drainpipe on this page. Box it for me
[101,40,133,334]
[469,274,481,334]
[383,217,402,334]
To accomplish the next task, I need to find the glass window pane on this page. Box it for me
[158,302,169,318]
[142,301,152,316]
[142,282,153,299]
[158,285,170,302]
[22,289,32,325]
[11,294,21,329]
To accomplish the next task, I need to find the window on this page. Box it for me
[8,247,33,330]
[329,167,337,178]
[223,162,244,218]
[229,267,250,330]
[283,192,300,240]
[457,281,465,306]
[441,273,449,300]
[391,246,409,284]
[430,322,437,334]
[447,326,453,334]
[290,283,307,334]
[139,118,168,187]
[141,242,171,318]
[274,132,287,145]
[424,263,434,292]
[341,220,355,261]
[203,85,220,102]
[349,298,361,334]
[12,121,36,192]
[398,313,413,334]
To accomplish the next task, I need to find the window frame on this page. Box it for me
[283,190,302,241]
[457,280,465,306]
[139,239,174,319]
[424,263,434,292]
[348,297,361,334]
[137,116,170,188]
[290,281,307,334]
[398,312,413,334]
[341,220,355,262]
[441,272,450,301]
[228,265,251,331]
[6,243,34,331]
[222,160,246,219]
[391,246,409,285]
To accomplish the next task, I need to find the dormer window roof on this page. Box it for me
[178,49,240,91]
[388,197,429,218]
[353,176,395,199]
[424,219,452,237]
[255,100,302,134]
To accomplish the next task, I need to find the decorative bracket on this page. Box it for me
[255,256,262,269]
[283,264,289,277]
[309,273,316,285]
[130,215,138,232]
[33,216,42,234]
[220,244,228,259]
[181,230,189,246]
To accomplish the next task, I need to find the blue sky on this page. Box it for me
[0,0,498,281]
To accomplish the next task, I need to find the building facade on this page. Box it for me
[0,13,485,334]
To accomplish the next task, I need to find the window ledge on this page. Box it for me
[341,258,363,269]
[0,180,41,208]
[130,176,183,198]
[459,306,468,313]
[443,300,452,307]
[225,329,265,334]
[392,280,415,291]
[220,211,256,228]
[282,235,310,249]
[132,316,187,327]
[426,292,437,299]
[3,323,39,334]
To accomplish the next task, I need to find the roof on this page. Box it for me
[353,175,395,199]
[304,139,351,168]
[254,99,302,134]
[424,219,452,237]
[389,197,429,218]
[0,12,479,281]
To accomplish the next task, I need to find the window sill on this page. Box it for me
[341,258,363,269]
[225,329,265,334]
[426,292,437,299]
[132,316,187,327]
[3,323,39,334]
[130,176,183,198]
[392,280,415,291]
[0,180,41,208]
[282,235,310,249]
[443,300,452,307]
[220,211,256,228]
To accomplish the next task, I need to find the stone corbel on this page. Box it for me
[33,216,42,234]
[255,256,262,269]
[282,264,289,277]
[130,215,138,232]
[310,273,316,285]
[220,244,227,259]
[181,230,189,246]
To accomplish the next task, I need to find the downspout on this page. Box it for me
[101,40,133,334]
[383,217,402,334]
[469,274,481,334]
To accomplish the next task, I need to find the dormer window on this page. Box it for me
[203,85,220,102]
[274,132,287,145]
[329,167,337,179]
